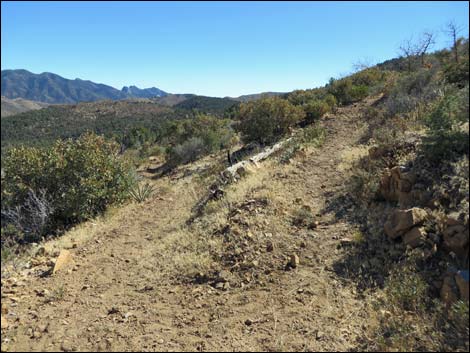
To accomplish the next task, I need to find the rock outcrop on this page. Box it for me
[384,208,428,240]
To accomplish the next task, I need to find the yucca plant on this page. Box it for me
[129,182,156,203]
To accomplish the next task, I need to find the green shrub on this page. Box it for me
[323,93,338,110]
[349,84,370,101]
[422,86,469,163]
[166,137,207,168]
[1,132,135,240]
[236,97,305,144]
[385,264,430,313]
[327,78,370,105]
[303,100,330,123]
[444,58,469,87]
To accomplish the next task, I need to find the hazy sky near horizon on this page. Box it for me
[2,1,469,97]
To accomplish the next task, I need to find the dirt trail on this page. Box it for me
[1,97,380,352]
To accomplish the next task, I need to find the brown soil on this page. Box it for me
[1,97,382,352]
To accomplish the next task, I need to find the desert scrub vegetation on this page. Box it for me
[128,181,156,203]
[422,85,469,163]
[1,132,136,246]
[164,114,236,169]
[235,97,305,144]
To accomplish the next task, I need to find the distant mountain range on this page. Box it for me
[1,69,286,108]
[1,69,168,104]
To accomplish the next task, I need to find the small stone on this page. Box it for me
[36,246,47,257]
[157,338,164,344]
[61,341,74,352]
[244,319,253,326]
[316,330,324,340]
[1,315,8,329]
[107,307,120,315]
[53,250,73,274]
[266,241,274,252]
[38,323,49,333]
[288,254,300,269]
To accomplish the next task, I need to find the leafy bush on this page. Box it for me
[350,67,386,86]
[161,114,235,169]
[327,78,370,105]
[444,57,469,87]
[1,132,135,241]
[166,137,207,168]
[422,86,469,163]
[236,97,305,144]
[303,100,330,123]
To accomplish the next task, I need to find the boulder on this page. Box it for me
[441,275,459,305]
[403,227,427,248]
[379,166,417,208]
[384,208,428,239]
[442,225,469,259]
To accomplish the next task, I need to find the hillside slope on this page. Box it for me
[1,97,381,351]
[1,96,48,117]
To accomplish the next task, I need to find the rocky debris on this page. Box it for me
[403,227,427,248]
[384,208,428,240]
[52,250,73,274]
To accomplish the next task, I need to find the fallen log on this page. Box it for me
[187,139,290,224]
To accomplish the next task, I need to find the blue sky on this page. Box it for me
[1,1,469,97]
